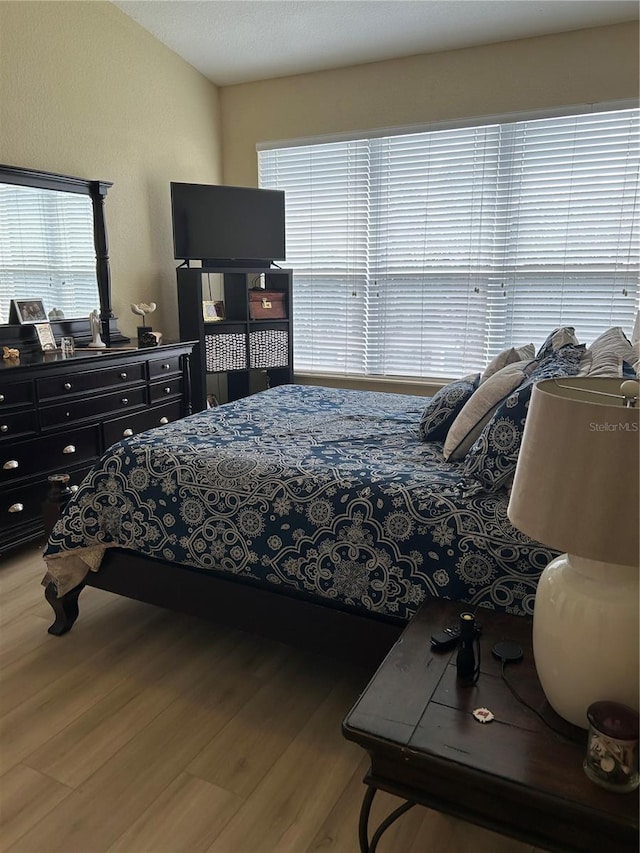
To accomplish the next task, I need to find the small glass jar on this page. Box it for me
[584,701,639,793]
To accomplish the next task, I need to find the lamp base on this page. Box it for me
[533,554,639,729]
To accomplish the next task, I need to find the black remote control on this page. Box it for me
[431,620,482,651]
[430,624,461,650]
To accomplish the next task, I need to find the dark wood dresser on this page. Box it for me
[0,343,194,554]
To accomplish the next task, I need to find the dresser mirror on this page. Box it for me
[0,164,114,344]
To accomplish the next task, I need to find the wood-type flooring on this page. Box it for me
[1,542,544,853]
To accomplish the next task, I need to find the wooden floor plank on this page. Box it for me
[23,678,176,789]
[0,764,71,850]
[187,649,358,798]
[106,772,244,853]
[306,754,426,853]
[1,544,540,853]
[207,677,367,853]
[10,633,275,852]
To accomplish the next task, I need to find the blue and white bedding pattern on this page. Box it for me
[44,384,556,618]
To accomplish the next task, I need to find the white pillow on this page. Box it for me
[579,327,636,377]
[536,327,579,357]
[443,360,534,461]
[480,344,535,384]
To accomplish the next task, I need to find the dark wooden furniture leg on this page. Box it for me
[358,784,416,853]
[44,580,85,635]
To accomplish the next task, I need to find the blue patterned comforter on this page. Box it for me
[44,384,555,619]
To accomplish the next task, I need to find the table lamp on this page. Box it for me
[508,377,639,729]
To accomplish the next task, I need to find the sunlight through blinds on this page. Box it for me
[259,107,639,380]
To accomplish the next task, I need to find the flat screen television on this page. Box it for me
[171,182,285,268]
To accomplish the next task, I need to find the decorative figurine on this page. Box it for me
[87,309,106,349]
[130,302,157,322]
[2,346,19,360]
[48,307,65,321]
[131,302,157,347]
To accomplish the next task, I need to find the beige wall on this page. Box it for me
[0,1,221,341]
[0,9,636,356]
[220,22,639,187]
[219,21,638,392]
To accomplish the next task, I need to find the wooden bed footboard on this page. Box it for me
[46,548,405,668]
[42,473,405,668]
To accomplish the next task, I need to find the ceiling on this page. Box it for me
[112,0,638,86]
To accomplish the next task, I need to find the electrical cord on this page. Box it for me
[500,659,585,745]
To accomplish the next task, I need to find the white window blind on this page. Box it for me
[259,108,639,379]
[0,183,98,323]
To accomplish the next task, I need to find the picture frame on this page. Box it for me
[202,300,225,322]
[12,298,47,324]
[34,322,57,352]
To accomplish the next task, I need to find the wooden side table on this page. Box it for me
[342,599,638,853]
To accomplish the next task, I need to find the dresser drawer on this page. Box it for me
[149,355,182,379]
[0,409,38,441]
[0,479,45,531]
[40,386,147,429]
[149,377,183,404]
[103,401,182,448]
[37,362,145,400]
[0,425,99,484]
[0,464,93,532]
[0,379,34,408]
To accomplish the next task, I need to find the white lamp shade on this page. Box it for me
[508,377,639,568]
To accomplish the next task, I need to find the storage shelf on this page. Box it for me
[178,266,293,410]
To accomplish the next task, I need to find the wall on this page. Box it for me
[220,22,638,187]
[219,22,638,391]
[0,1,221,341]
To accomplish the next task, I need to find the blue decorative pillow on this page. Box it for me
[418,374,481,441]
[462,345,584,492]
[536,327,579,359]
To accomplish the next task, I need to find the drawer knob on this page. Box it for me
[3,459,19,470]
[0,395,4,403]
[63,445,76,454]
[123,428,134,437]
[63,382,72,391]
[8,502,24,513]
[164,386,171,394]
[121,397,129,405]
[65,412,71,418]
[120,372,128,379]
[0,425,7,433]
[159,417,169,425]
[162,363,170,370]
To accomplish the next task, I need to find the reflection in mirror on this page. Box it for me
[0,182,100,324]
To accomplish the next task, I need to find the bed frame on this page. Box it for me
[43,486,404,668]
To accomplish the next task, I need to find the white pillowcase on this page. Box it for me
[443,360,534,461]
[480,344,535,384]
[577,327,637,377]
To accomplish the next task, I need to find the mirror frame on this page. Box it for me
[0,163,114,346]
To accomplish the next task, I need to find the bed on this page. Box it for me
[41,382,559,664]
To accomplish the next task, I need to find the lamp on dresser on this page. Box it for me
[508,377,639,729]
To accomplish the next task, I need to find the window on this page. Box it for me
[259,107,639,379]
[0,183,98,323]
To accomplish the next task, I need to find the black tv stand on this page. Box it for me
[201,258,273,269]
[177,264,293,409]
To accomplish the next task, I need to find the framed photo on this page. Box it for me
[34,322,57,352]
[12,298,47,324]
[202,300,225,322]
